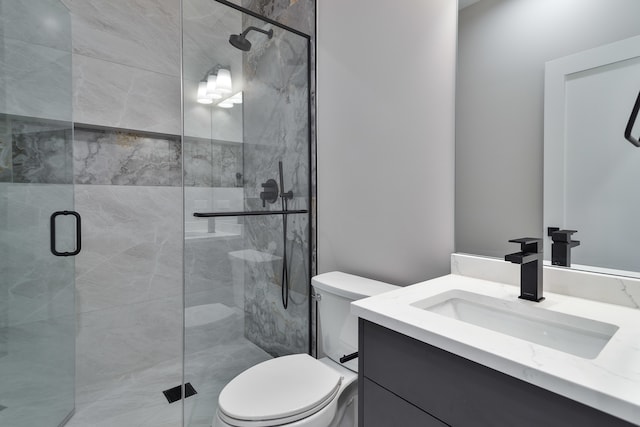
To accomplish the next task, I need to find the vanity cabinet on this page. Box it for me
[358,319,635,427]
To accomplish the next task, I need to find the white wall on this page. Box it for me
[317,0,457,286]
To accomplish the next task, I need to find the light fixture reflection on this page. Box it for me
[197,81,213,104]
[215,68,233,94]
[206,74,222,99]
[228,92,243,104]
[197,66,240,107]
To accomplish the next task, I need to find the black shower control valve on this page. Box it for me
[259,179,279,207]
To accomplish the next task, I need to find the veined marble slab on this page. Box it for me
[73,128,181,186]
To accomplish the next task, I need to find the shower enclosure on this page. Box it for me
[182,0,311,425]
[0,1,76,426]
[1,0,311,425]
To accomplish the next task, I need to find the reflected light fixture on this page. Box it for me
[215,68,233,94]
[196,65,243,109]
[197,65,231,104]
[197,81,213,104]
[228,92,243,104]
[206,74,222,99]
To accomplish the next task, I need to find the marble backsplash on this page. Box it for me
[451,253,640,309]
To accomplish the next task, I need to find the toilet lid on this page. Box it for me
[218,354,342,424]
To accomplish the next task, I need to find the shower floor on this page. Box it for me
[65,338,271,427]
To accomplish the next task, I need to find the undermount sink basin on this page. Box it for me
[411,290,618,359]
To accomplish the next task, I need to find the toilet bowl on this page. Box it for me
[212,272,399,427]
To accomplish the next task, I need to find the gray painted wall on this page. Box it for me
[317,0,457,286]
[456,0,640,258]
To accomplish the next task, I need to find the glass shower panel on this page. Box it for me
[0,1,75,426]
[182,1,310,425]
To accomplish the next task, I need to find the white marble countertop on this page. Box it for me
[352,274,640,425]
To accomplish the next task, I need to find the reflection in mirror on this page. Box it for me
[456,0,640,276]
[544,35,640,278]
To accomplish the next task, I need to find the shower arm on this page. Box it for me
[240,26,273,39]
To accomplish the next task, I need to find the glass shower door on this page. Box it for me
[182,0,311,425]
[0,1,76,426]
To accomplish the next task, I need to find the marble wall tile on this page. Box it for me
[242,0,315,36]
[0,183,75,327]
[184,138,243,187]
[0,38,72,121]
[74,184,182,387]
[73,128,181,186]
[74,185,182,307]
[0,118,12,182]
[73,55,181,135]
[61,0,180,77]
[12,128,73,184]
[2,117,74,185]
[0,0,72,51]
[183,138,213,187]
[236,6,312,357]
[75,296,182,388]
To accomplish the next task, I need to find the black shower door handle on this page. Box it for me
[624,90,640,147]
[50,211,82,257]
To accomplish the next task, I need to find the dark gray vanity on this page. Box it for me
[358,319,636,427]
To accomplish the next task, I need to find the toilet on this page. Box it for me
[213,271,399,427]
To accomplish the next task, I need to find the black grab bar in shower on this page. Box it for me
[194,209,308,218]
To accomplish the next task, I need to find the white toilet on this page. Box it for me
[213,271,399,427]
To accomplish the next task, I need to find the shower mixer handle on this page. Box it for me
[260,179,279,207]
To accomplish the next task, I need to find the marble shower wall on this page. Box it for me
[60,0,184,394]
[62,0,182,135]
[240,6,313,357]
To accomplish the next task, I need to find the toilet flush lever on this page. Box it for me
[339,352,358,364]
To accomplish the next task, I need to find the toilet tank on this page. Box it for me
[312,271,399,371]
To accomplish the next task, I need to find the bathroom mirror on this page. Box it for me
[456,0,640,277]
[544,35,640,278]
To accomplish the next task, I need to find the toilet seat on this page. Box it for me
[218,354,343,427]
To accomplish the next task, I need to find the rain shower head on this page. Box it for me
[229,26,273,51]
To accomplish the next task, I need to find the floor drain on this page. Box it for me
[162,383,197,404]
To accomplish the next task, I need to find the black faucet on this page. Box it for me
[505,238,544,302]
[547,227,580,267]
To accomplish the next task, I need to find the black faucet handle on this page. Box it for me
[547,227,578,243]
[508,237,542,253]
